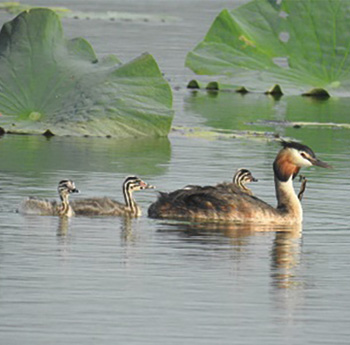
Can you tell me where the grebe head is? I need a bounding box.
[274,141,331,182]
[123,176,155,192]
[58,180,79,201]
[233,168,258,184]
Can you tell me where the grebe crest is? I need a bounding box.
[71,175,155,217]
[148,141,330,224]
[19,179,79,217]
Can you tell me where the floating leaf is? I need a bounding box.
[186,0,350,96]
[0,8,173,137]
[171,126,279,141]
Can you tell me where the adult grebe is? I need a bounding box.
[19,180,79,217]
[148,141,330,224]
[71,176,155,217]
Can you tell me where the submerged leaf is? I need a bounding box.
[186,0,350,96]
[0,8,173,137]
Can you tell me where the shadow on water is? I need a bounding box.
[184,91,350,154]
[0,134,171,175]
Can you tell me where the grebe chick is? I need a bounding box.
[71,176,155,217]
[19,180,79,217]
[148,141,331,224]
[233,168,258,195]
[182,168,257,195]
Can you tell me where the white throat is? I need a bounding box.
[275,175,303,221]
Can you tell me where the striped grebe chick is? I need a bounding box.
[71,176,155,217]
[233,168,258,195]
[148,141,330,224]
[19,180,79,217]
[181,168,257,195]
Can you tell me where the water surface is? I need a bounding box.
[0,1,350,344]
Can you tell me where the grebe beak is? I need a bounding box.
[309,157,332,169]
[250,176,258,182]
[139,180,156,190]
[71,188,80,193]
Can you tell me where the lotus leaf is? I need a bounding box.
[0,8,173,137]
[186,0,350,96]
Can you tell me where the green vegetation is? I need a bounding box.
[0,8,173,137]
[186,0,350,96]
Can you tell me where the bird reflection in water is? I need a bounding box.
[158,220,302,287]
[270,227,302,289]
[55,216,73,260]
[56,216,70,237]
[120,216,135,244]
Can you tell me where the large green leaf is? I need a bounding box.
[0,8,173,137]
[186,0,350,96]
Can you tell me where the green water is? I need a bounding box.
[184,91,350,154]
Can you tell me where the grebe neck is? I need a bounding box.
[274,175,302,220]
[240,184,250,193]
[123,186,139,216]
[273,150,303,221]
[59,194,71,216]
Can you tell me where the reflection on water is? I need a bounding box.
[185,91,350,154]
[120,216,135,244]
[158,221,302,290]
[0,135,171,176]
[158,220,302,236]
[270,230,302,289]
[56,217,70,237]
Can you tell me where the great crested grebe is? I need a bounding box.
[182,168,257,195]
[19,180,79,217]
[148,141,330,224]
[232,168,258,195]
[71,176,155,217]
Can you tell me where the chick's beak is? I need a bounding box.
[139,180,156,190]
